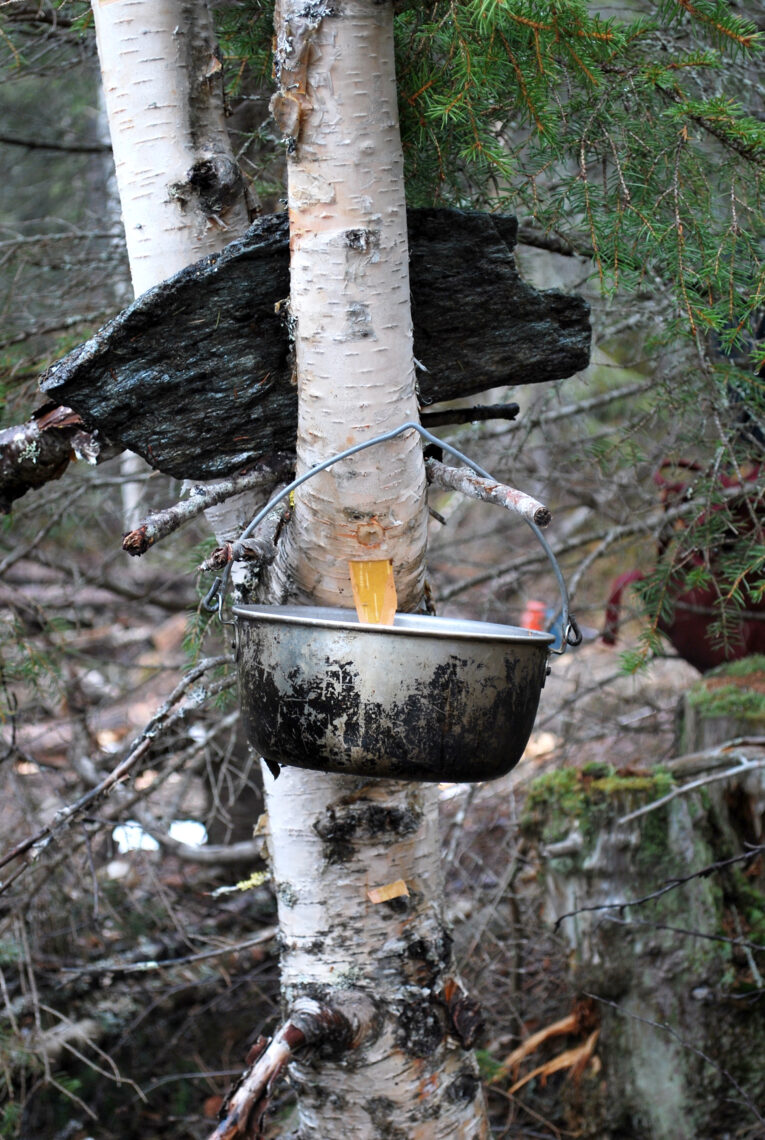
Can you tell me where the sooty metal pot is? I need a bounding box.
[234,605,555,783]
[205,421,581,784]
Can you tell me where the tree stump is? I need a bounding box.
[523,742,765,1139]
[676,655,765,753]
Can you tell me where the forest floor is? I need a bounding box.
[1,556,702,1139]
[2,447,753,1139]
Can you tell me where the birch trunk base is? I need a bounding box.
[264,764,489,1139]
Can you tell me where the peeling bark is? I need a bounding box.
[38,209,591,482]
[211,994,379,1140]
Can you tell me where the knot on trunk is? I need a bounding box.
[169,156,245,220]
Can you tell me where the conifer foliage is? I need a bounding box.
[216,0,764,663]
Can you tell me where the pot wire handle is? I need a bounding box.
[204,420,581,653]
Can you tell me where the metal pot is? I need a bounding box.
[205,421,581,783]
[234,605,554,782]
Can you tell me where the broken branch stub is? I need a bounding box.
[426,456,552,528]
[120,455,293,556]
[210,994,378,1140]
[0,405,108,513]
[39,209,590,481]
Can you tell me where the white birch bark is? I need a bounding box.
[265,767,489,1138]
[92,0,251,296]
[91,0,254,541]
[265,0,427,611]
[260,2,490,1135]
[93,2,489,1133]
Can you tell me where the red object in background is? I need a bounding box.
[602,460,765,672]
[521,600,548,631]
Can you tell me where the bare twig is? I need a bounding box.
[420,403,520,428]
[554,845,765,929]
[0,231,121,251]
[0,485,88,575]
[122,456,294,555]
[0,311,113,350]
[601,913,765,955]
[517,223,594,259]
[0,133,110,153]
[584,991,765,1127]
[426,458,551,528]
[0,657,233,882]
[618,744,765,825]
[437,481,751,603]
[57,928,278,977]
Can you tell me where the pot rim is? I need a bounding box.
[232,603,555,647]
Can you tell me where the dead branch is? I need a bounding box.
[0,405,110,514]
[0,133,111,154]
[420,402,520,428]
[0,656,234,883]
[2,704,246,913]
[517,223,594,260]
[435,483,740,604]
[0,484,88,575]
[210,994,378,1140]
[56,928,278,977]
[132,805,264,865]
[122,456,294,555]
[211,1025,303,1140]
[0,310,114,350]
[64,717,266,868]
[554,844,765,929]
[199,499,289,572]
[584,992,765,1128]
[601,913,765,955]
[199,537,277,573]
[426,457,551,528]
[618,740,765,824]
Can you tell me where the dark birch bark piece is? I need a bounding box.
[39,208,590,482]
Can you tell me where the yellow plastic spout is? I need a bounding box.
[348,559,397,625]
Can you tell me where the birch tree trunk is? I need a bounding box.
[93,1,489,1132]
[92,0,254,537]
[259,2,490,1135]
[92,0,250,295]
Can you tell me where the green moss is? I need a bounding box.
[474,1049,504,1081]
[707,654,765,679]
[1,1101,21,1140]
[686,657,765,720]
[523,765,674,851]
[687,683,765,720]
